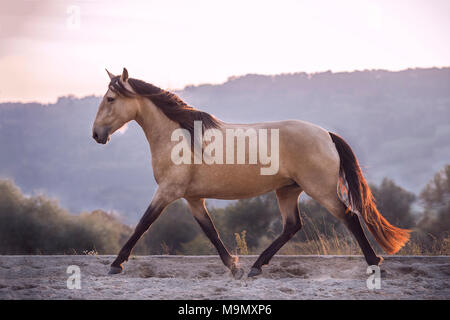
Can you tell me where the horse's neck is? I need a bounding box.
[135,98,178,156]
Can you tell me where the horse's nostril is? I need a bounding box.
[93,131,98,140]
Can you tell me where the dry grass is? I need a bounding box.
[397,235,450,255]
[238,217,450,256]
[234,230,249,255]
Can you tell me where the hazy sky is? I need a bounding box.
[1,0,449,103]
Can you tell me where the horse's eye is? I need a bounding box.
[106,97,115,103]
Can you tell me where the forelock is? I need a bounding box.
[108,76,135,97]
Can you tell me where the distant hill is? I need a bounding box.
[1,68,449,223]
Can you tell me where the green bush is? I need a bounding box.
[0,179,132,254]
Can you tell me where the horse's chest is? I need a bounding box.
[151,157,190,186]
[151,158,167,185]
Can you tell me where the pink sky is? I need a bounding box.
[1,0,449,103]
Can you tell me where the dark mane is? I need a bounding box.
[109,76,221,137]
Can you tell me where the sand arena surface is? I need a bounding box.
[0,255,448,300]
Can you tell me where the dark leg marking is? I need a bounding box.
[110,202,166,273]
[249,185,303,277]
[250,216,302,276]
[344,209,383,266]
[189,200,243,278]
[194,216,235,267]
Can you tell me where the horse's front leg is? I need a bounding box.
[186,198,244,279]
[109,188,177,274]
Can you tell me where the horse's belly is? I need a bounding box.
[185,164,293,200]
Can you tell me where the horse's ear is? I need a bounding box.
[106,69,115,80]
[120,68,129,82]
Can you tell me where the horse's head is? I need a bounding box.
[92,68,139,144]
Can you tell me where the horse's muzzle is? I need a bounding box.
[92,126,110,144]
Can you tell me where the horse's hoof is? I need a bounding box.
[108,265,123,275]
[368,256,384,266]
[248,267,262,278]
[231,267,244,280]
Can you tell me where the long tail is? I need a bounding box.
[329,132,410,254]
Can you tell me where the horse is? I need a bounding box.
[92,68,410,278]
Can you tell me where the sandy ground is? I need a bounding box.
[0,255,448,300]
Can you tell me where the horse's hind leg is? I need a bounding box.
[248,184,303,277]
[345,209,383,266]
[314,192,382,266]
[186,198,244,279]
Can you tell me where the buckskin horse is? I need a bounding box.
[92,68,410,278]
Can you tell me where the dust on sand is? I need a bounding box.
[0,255,448,299]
